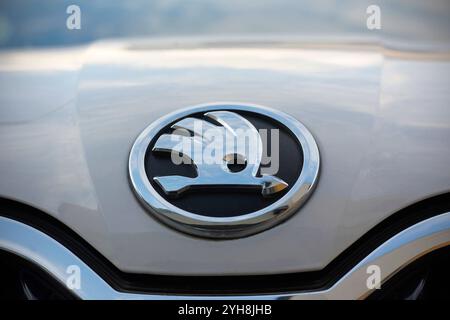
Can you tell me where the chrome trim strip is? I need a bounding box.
[0,213,449,300]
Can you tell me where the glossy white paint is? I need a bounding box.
[0,39,449,275]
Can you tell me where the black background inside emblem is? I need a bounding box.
[144,111,303,217]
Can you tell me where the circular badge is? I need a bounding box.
[129,103,319,239]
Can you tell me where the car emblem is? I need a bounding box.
[129,103,320,239]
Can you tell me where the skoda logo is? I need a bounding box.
[129,103,320,239]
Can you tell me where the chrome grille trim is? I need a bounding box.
[0,213,449,300]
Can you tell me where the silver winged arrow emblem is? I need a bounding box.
[152,111,288,197]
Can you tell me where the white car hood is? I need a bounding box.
[0,38,449,275]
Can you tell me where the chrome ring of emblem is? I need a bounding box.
[129,103,320,239]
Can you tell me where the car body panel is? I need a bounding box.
[0,39,449,275]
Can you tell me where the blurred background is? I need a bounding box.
[0,0,449,49]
